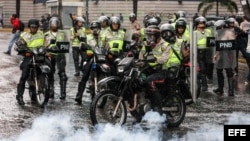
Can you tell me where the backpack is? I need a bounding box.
[19,20,25,31]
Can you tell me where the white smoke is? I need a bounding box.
[169,112,250,141]
[13,111,164,141]
[1,112,250,141]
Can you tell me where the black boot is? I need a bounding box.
[74,62,80,76]
[213,69,224,95]
[149,90,162,114]
[60,80,67,100]
[201,74,208,91]
[16,83,25,105]
[75,81,86,104]
[59,72,67,100]
[49,79,54,99]
[228,77,234,96]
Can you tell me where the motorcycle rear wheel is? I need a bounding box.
[163,93,186,127]
[90,90,127,127]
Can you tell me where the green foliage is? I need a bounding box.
[197,0,238,16]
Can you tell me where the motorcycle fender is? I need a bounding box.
[97,76,122,88]
[39,65,51,73]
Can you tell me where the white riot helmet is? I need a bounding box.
[75,16,85,23]
[49,17,60,28]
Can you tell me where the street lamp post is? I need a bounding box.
[85,0,89,28]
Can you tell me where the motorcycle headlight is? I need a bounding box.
[97,54,106,62]
[38,48,45,54]
[117,65,125,73]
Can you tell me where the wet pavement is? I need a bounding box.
[1,31,250,141]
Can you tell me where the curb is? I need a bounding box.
[0,28,12,32]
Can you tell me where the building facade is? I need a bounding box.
[0,0,243,29]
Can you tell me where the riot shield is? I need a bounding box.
[215,28,236,69]
[190,21,198,103]
[206,28,216,80]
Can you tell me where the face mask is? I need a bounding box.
[146,34,157,48]
[92,28,100,35]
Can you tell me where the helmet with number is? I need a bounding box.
[214,20,226,30]
[109,16,121,31]
[195,16,207,28]
[175,19,187,33]
[129,13,136,21]
[175,11,186,20]
[147,17,160,27]
[75,16,85,23]
[28,18,39,28]
[145,25,161,46]
[160,23,176,43]
[49,16,60,28]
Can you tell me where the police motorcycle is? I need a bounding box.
[80,42,113,99]
[16,38,69,108]
[90,46,187,127]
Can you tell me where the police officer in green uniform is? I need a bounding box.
[175,19,190,44]
[102,16,125,75]
[15,19,47,105]
[139,15,152,42]
[194,16,213,91]
[44,16,69,100]
[138,24,181,114]
[75,21,102,104]
[70,16,87,76]
[98,15,110,37]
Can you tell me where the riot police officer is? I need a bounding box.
[138,24,180,113]
[213,20,236,96]
[15,19,47,105]
[175,19,190,43]
[129,13,141,36]
[98,15,110,37]
[44,16,69,100]
[75,21,102,104]
[194,16,213,91]
[70,16,87,76]
[102,16,125,75]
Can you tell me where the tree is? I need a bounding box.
[197,0,238,17]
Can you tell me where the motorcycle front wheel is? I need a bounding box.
[35,73,50,108]
[90,90,127,127]
[163,93,186,127]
